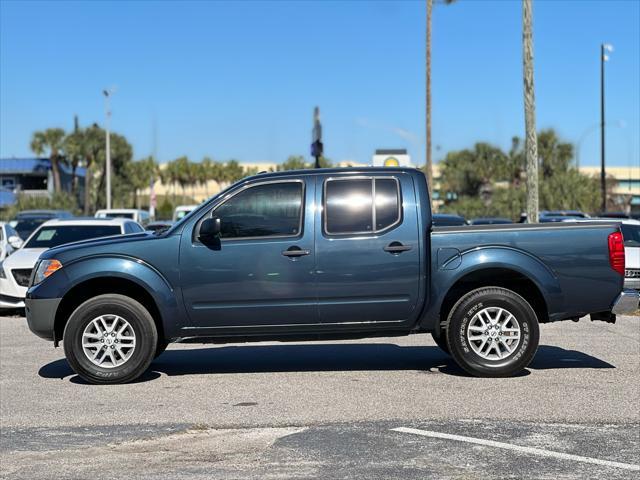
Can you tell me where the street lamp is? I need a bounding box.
[103,88,115,209]
[600,43,613,212]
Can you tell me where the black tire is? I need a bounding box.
[431,330,450,355]
[63,294,158,385]
[154,340,169,359]
[446,287,539,377]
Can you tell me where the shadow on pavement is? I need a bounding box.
[38,343,614,384]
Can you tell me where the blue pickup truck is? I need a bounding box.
[24,168,638,384]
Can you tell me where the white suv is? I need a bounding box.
[0,218,143,309]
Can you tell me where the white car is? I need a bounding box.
[0,218,143,309]
[95,209,150,226]
[173,204,198,222]
[0,222,23,261]
[563,217,640,291]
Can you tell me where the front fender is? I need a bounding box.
[421,246,563,330]
[28,254,183,338]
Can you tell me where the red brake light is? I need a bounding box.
[608,231,625,276]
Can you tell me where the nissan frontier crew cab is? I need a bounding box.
[24,168,639,384]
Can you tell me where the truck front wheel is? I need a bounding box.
[63,294,158,384]
[446,287,539,377]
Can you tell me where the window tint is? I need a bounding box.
[325,179,373,234]
[24,226,122,249]
[375,178,400,230]
[212,182,303,239]
[325,177,400,235]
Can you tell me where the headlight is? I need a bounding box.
[0,261,5,279]
[33,259,63,285]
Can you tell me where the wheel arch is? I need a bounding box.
[46,256,182,345]
[54,277,165,346]
[424,246,563,335]
[438,267,549,333]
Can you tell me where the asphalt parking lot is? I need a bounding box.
[1,312,639,479]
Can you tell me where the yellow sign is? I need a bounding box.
[384,157,400,167]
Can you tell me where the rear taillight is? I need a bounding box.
[608,231,625,275]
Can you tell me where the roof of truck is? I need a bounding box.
[252,166,423,179]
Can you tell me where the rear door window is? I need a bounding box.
[324,177,401,235]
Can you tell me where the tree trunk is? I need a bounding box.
[522,0,539,223]
[71,161,78,195]
[50,156,62,193]
[83,164,92,215]
[426,0,433,204]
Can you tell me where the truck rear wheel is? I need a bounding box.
[446,287,539,377]
[63,294,158,384]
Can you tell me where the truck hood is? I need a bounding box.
[40,232,155,260]
[2,247,48,269]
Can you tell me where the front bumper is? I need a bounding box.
[0,294,25,309]
[611,289,640,315]
[25,297,61,341]
[0,276,28,309]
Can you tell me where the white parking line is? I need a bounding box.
[392,427,640,472]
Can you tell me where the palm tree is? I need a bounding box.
[128,156,157,208]
[172,156,190,202]
[522,0,539,223]
[30,128,66,193]
[200,157,214,197]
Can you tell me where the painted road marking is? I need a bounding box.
[392,427,640,472]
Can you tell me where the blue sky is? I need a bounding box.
[1,0,638,168]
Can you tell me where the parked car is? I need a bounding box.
[598,212,631,219]
[95,209,150,226]
[0,218,137,309]
[0,221,23,261]
[24,167,637,384]
[470,218,513,225]
[563,218,640,291]
[12,210,74,240]
[173,204,199,222]
[432,213,467,226]
[519,210,589,223]
[146,220,174,233]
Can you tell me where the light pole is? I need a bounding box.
[103,88,115,209]
[600,43,613,213]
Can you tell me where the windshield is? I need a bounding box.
[25,225,121,249]
[100,212,135,219]
[14,219,48,240]
[621,224,640,247]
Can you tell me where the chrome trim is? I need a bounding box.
[611,289,640,315]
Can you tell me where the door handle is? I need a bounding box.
[282,246,311,258]
[383,242,412,254]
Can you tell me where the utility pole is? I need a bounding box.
[103,88,114,209]
[600,43,613,213]
[426,0,433,195]
[522,0,539,223]
[311,107,323,168]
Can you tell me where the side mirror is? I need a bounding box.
[199,216,221,241]
[8,235,23,249]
